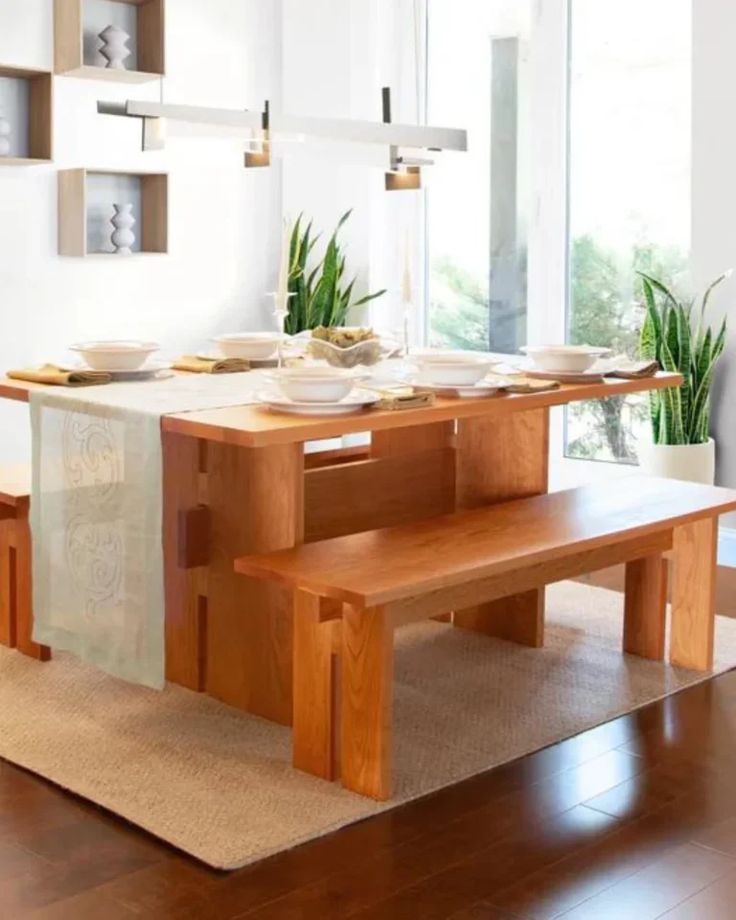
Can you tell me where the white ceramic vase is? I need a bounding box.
[110,203,136,256]
[0,113,10,157]
[638,437,716,486]
[98,24,131,71]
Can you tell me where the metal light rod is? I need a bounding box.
[97,99,468,153]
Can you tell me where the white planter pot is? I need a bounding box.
[638,437,716,485]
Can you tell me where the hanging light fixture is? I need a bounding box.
[96,90,467,186]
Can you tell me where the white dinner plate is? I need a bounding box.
[73,359,173,380]
[256,388,380,416]
[410,377,512,399]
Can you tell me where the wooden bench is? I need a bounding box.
[0,466,50,662]
[236,476,736,800]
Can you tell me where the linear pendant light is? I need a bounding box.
[97,88,467,189]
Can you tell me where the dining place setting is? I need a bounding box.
[4,331,661,420]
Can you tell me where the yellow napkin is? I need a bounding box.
[172,355,250,374]
[7,364,112,387]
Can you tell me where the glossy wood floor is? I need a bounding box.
[1,573,736,919]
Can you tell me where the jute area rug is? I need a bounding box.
[0,581,734,870]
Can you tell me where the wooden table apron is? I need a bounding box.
[0,373,682,726]
[163,409,550,725]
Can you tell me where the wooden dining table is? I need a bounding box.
[0,371,681,726]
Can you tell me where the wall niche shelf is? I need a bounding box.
[0,65,53,166]
[58,168,168,257]
[54,0,165,84]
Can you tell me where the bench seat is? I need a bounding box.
[236,476,736,799]
[0,465,49,661]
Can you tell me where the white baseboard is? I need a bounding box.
[719,527,736,568]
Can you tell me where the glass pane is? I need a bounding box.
[427,0,531,353]
[566,0,691,463]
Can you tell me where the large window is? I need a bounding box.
[427,0,531,354]
[426,0,692,472]
[565,0,691,463]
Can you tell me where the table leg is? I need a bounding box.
[453,408,550,647]
[163,432,207,691]
[670,518,717,671]
[341,604,393,801]
[0,521,14,648]
[371,423,455,623]
[12,509,50,661]
[206,440,304,725]
[623,554,667,660]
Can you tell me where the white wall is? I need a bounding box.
[0,0,282,461]
[280,0,425,340]
[692,0,736,507]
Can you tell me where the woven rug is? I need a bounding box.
[0,581,734,870]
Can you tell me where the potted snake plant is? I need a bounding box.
[638,270,729,484]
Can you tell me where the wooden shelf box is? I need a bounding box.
[54,0,165,83]
[58,168,168,257]
[0,66,53,166]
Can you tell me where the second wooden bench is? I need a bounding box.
[236,476,736,800]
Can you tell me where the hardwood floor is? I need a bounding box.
[1,581,736,917]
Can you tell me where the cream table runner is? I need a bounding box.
[29,372,268,689]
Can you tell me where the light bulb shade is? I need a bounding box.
[385,166,422,192]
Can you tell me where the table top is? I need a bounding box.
[0,372,682,448]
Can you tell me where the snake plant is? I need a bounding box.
[284,210,386,334]
[639,271,729,445]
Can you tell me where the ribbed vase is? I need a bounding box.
[98,24,131,71]
[110,203,136,256]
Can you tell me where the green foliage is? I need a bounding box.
[285,211,386,334]
[566,237,687,462]
[429,258,490,351]
[638,271,729,446]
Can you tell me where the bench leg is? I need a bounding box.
[0,521,16,648]
[341,604,393,801]
[293,590,339,781]
[623,554,667,660]
[12,514,50,662]
[670,518,718,671]
[453,589,544,648]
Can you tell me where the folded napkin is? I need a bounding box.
[502,376,561,394]
[606,359,659,380]
[172,355,250,374]
[371,386,435,410]
[7,364,112,387]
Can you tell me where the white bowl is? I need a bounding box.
[213,333,281,361]
[267,367,360,403]
[413,354,495,386]
[69,340,160,371]
[268,367,361,403]
[520,345,611,373]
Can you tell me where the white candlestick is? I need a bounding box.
[268,291,296,369]
[276,217,292,314]
[402,231,412,356]
[402,232,413,306]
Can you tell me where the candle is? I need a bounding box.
[276,217,291,312]
[401,231,412,356]
[402,231,413,305]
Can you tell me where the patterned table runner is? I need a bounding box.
[29,373,267,688]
